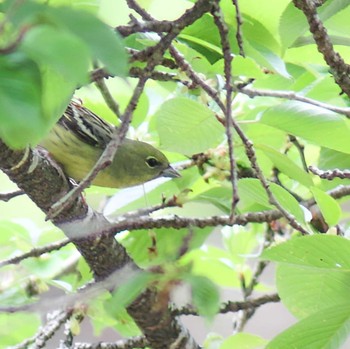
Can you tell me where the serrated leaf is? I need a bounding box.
[260,101,350,154]
[156,97,223,155]
[262,235,350,318]
[276,263,350,319]
[256,144,313,187]
[267,304,350,349]
[310,187,341,226]
[262,235,350,269]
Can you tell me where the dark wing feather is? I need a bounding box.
[59,101,114,148]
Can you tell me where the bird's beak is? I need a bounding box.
[161,165,181,178]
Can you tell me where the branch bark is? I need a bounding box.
[293,0,350,96]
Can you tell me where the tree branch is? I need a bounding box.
[73,336,148,349]
[239,86,350,117]
[0,189,24,201]
[293,0,350,96]
[212,2,239,221]
[0,238,71,268]
[172,293,280,316]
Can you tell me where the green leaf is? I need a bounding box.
[120,226,211,268]
[319,148,350,170]
[262,235,350,269]
[53,6,128,76]
[38,66,76,135]
[180,13,222,64]
[244,41,290,78]
[237,178,272,212]
[222,225,261,265]
[231,56,265,79]
[186,274,220,319]
[0,312,40,347]
[260,101,350,154]
[106,272,155,310]
[90,292,140,337]
[270,183,306,225]
[221,333,267,349]
[5,0,128,76]
[256,144,313,187]
[19,25,90,132]
[156,97,223,155]
[193,187,232,214]
[279,1,350,50]
[237,178,305,225]
[21,25,90,84]
[179,33,222,55]
[310,187,341,226]
[279,3,309,50]
[181,247,242,287]
[267,304,350,349]
[0,54,43,148]
[262,235,350,318]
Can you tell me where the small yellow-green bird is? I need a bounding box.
[40,101,180,188]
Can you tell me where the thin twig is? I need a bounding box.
[233,126,310,235]
[169,46,225,110]
[0,189,24,201]
[105,210,283,237]
[289,135,309,172]
[235,262,269,332]
[9,310,73,349]
[72,336,148,349]
[172,293,280,316]
[212,2,239,222]
[0,238,71,268]
[93,63,122,120]
[309,166,350,180]
[239,86,350,117]
[232,0,245,56]
[118,196,181,219]
[0,26,29,54]
[234,226,274,332]
[90,67,182,84]
[128,48,177,68]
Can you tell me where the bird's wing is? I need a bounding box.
[59,101,114,148]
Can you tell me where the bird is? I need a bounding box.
[40,100,180,188]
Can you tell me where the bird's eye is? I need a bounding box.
[146,156,160,168]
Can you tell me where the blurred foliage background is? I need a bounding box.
[2,0,350,348]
